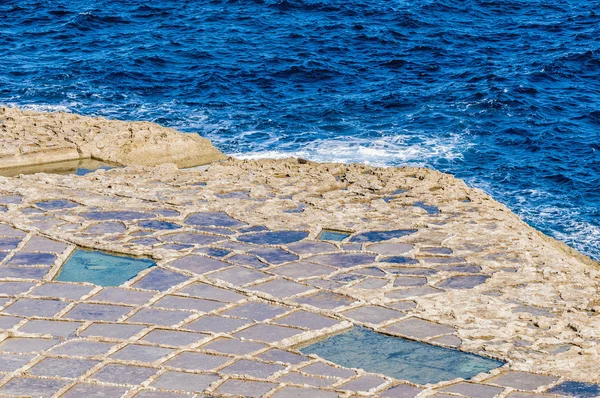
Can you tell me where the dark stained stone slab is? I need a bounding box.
[394,276,428,287]
[185,211,245,228]
[30,282,93,300]
[63,383,129,397]
[342,305,404,324]
[0,224,26,237]
[271,261,336,279]
[127,308,191,327]
[0,353,34,372]
[227,253,268,269]
[379,256,420,265]
[221,301,288,321]
[250,247,299,265]
[221,359,285,378]
[367,242,414,255]
[0,267,49,279]
[164,352,229,371]
[36,199,79,210]
[141,330,209,347]
[439,382,505,398]
[153,295,225,312]
[129,237,161,246]
[65,303,132,322]
[81,211,155,221]
[258,349,307,365]
[286,241,338,255]
[0,237,22,251]
[215,379,277,397]
[151,371,220,393]
[201,338,266,355]
[168,255,230,275]
[29,357,99,378]
[354,267,388,276]
[7,252,56,265]
[50,339,114,356]
[19,320,82,338]
[350,229,418,243]
[234,324,304,343]
[249,278,312,298]
[81,323,145,340]
[0,315,24,330]
[486,371,559,391]
[4,298,68,317]
[91,364,158,385]
[386,318,455,339]
[85,221,126,234]
[162,232,224,245]
[0,377,67,398]
[307,253,376,268]
[111,344,174,363]
[133,268,189,291]
[238,230,308,245]
[177,282,246,303]
[436,275,489,289]
[0,337,60,353]
[352,277,389,289]
[92,287,155,305]
[275,310,340,330]
[438,264,482,273]
[0,281,35,295]
[387,301,418,311]
[421,247,453,255]
[207,266,269,286]
[293,291,355,310]
[186,315,250,334]
[194,247,231,258]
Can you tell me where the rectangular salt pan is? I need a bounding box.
[300,327,503,384]
[55,249,155,287]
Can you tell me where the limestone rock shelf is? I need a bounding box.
[0,108,598,397]
[0,106,225,170]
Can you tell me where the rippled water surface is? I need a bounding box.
[1,0,599,258]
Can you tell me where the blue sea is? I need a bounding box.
[1,1,599,259]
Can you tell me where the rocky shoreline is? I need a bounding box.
[0,107,598,397]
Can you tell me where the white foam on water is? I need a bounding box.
[231,133,472,167]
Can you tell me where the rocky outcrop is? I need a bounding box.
[0,106,226,169]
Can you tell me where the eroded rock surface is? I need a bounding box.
[0,107,225,169]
